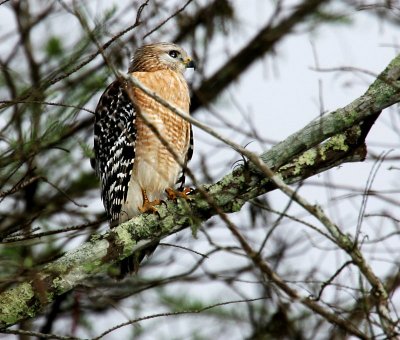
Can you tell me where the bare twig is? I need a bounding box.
[2,219,104,243]
[0,175,41,199]
[0,100,95,114]
[142,0,195,39]
[1,328,80,340]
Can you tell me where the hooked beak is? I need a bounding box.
[184,58,196,70]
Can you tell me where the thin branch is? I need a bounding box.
[0,175,41,199]
[0,100,95,114]
[2,219,104,243]
[142,0,195,40]
[92,297,268,340]
[1,329,80,340]
[42,178,87,208]
[312,260,355,301]
[159,242,208,258]
[355,150,392,243]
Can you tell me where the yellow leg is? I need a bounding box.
[138,189,162,214]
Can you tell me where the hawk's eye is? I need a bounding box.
[168,50,179,58]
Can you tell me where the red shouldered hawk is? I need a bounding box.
[93,42,195,276]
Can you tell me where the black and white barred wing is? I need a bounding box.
[94,81,136,223]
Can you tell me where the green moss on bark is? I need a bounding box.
[0,282,36,326]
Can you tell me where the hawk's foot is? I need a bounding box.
[165,187,194,201]
[139,189,163,214]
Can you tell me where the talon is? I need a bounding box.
[165,187,177,201]
[138,189,162,214]
[165,187,194,201]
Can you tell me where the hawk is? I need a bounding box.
[93,42,195,276]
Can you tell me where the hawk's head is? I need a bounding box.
[129,42,196,73]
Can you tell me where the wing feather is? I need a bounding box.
[94,81,136,223]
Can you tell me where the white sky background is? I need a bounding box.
[0,0,399,339]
